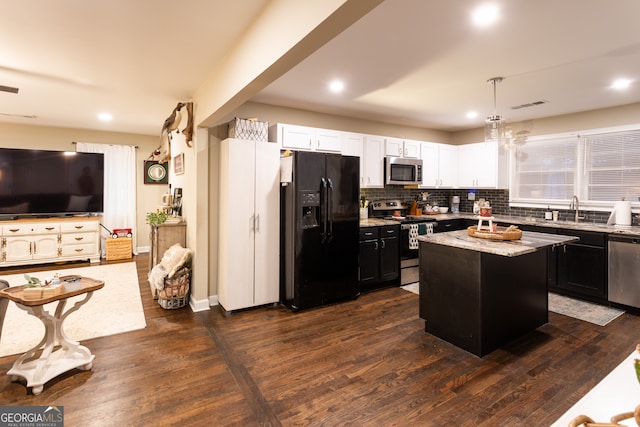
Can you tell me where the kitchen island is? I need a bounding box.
[418,230,578,357]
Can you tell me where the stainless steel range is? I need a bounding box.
[370,200,437,285]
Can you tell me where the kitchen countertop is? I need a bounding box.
[359,218,401,227]
[359,212,640,237]
[418,229,579,257]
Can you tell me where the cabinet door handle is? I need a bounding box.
[75,237,84,241]
[381,240,386,249]
[74,225,84,229]
[255,214,260,232]
[374,241,379,250]
[46,227,55,231]
[9,228,19,233]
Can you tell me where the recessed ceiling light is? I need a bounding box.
[472,3,500,28]
[466,111,479,119]
[97,112,113,122]
[329,80,345,93]
[611,78,632,90]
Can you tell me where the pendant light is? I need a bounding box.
[484,77,506,144]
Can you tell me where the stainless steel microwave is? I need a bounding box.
[385,157,422,185]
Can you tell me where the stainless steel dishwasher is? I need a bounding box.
[608,234,640,308]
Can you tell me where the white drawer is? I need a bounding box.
[2,223,60,235]
[60,221,99,233]
[60,243,96,257]
[60,232,97,245]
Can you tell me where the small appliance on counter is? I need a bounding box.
[450,195,460,213]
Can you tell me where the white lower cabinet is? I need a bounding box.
[218,138,280,312]
[1,218,100,266]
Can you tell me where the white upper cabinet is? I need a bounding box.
[438,144,458,188]
[276,123,342,153]
[363,135,384,188]
[315,128,342,152]
[342,132,365,186]
[457,141,498,188]
[403,139,421,158]
[420,142,458,188]
[384,137,420,158]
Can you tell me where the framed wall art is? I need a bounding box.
[173,153,184,175]
[144,160,168,184]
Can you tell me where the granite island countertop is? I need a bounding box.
[418,229,578,257]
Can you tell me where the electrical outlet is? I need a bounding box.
[468,192,475,200]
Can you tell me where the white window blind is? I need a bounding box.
[511,136,578,201]
[584,129,640,202]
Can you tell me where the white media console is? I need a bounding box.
[1,217,100,267]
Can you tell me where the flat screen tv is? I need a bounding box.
[0,148,104,218]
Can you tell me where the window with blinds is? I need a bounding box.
[511,136,578,201]
[510,127,640,207]
[585,129,640,202]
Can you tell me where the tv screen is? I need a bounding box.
[0,148,104,217]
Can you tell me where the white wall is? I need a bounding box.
[0,122,163,250]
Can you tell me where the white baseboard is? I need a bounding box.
[189,294,213,312]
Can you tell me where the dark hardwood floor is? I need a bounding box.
[1,254,638,426]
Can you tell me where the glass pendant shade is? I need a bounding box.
[484,77,506,144]
[484,113,505,142]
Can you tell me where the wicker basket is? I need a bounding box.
[157,266,190,309]
[467,225,522,241]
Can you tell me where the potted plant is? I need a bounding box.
[146,211,169,226]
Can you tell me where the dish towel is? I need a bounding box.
[418,223,434,235]
[409,224,419,250]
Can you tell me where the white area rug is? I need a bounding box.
[401,283,625,327]
[548,292,625,326]
[0,262,146,357]
[401,282,419,295]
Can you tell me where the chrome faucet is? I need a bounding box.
[570,195,585,222]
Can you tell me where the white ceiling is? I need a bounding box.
[0,0,270,136]
[1,0,640,137]
[253,0,640,132]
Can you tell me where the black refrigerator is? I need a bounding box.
[281,151,360,311]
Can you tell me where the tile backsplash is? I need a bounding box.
[360,187,613,224]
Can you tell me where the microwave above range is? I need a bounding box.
[385,157,423,185]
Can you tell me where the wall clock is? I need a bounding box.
[144,160,168,184]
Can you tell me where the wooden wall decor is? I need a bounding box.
[148,101,194,163]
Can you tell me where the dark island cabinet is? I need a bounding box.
[555,229,607,303]
[359,225,400,291]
